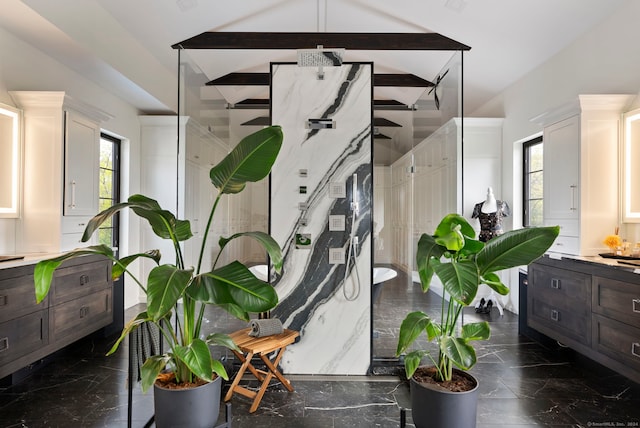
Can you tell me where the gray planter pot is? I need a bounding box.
[153,375,222,428]
[410,368,479,428]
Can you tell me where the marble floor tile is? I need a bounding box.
[2,274,640,427]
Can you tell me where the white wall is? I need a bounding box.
[473,0,640,311]
[0,24,151,308]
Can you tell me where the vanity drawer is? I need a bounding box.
[592,276,640,326]
[529,295,591,345]
[593,314,640,372]
[51,288,112,343]
[529,264,591,306]
[0,310,49,366]
[528,263,592,345]
[0,274,48,323]
[52,259,111,305]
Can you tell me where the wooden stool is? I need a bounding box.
[224,328,299,413]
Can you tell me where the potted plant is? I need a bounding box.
[34,125,284,428]
[396,213,559,428]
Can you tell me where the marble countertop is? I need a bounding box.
[544,252,640,274]
[0,253,62,270]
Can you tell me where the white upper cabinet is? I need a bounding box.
[543,115,580,221]
[533,94,635,256]
[10,91,109,253]
[64,110,100,217]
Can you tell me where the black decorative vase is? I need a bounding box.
[410,368,479,428]
[153,375,222,428]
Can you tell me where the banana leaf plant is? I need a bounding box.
[34,125,284,392]
[396,213,559,382]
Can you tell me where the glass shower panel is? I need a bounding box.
[371,51,463,362]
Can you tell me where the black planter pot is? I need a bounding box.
[410,368,479,428]
[153,375,222,428]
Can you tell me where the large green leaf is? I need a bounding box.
[397,311,432,356]
[186,261,278,319]
[140,354,171,393]
[461,321,490,342]
[476,226,559,274]
[218,231,283,273]
[106,311,153,356]
[210,125,283,194]
[34,245,114,303]
[433,259,479,305]
[173,339,216,383]
[440,336,476,370]
[112,250,161,280]
[481,272,510,296]
[434,214,476,240]
[404,350,428,379]
[206,332,240,353]
[146,265,193,321]
[82,194,192,243]
[415,234,443,292]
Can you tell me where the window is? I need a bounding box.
[523,136,543,227]
[99,133,121,248]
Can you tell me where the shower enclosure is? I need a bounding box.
[169,33,474,372]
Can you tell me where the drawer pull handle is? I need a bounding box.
[633,343,640,358]
[551,309,560,322]
[79,275,89,285]
[633,299,640,313]
[0,337,8,353]
[79,307,90,318]
[551,278,561,289]
[70,180,76,209]
[0,295,6,306]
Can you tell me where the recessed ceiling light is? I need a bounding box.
[176,0,198,12]
[445,0,468,12]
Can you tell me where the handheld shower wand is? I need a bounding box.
[343,173,361,301]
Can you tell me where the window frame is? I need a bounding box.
[523,135,543,227]
[99,133,121,249]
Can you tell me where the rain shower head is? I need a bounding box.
[297,46,345,80]
[297,48,345,67]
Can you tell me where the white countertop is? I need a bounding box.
[0,253,63,270]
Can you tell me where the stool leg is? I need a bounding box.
[224,350,254,402]
[260,346,293,391]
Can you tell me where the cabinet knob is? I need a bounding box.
[79,274,90,285]
[79,306,90,318]
[551,278,561,289]
[632,343,640,359]
[551,309,560,322]
[0,295,6,306]
[633,299,640,314]
[0,337,8,353]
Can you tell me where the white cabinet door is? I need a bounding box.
[543,115,580,221]
[64,111,99,217]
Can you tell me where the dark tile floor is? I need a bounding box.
[2,267,640,427]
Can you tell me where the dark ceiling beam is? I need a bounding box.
[229,98,411,110]
[208,72,433,87]
[241,116,270,126]
[173,32,470,51]
[242,116,401,127]
[374,74,433,87]
[374,117,402,127]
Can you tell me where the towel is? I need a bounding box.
[248,318,284,337]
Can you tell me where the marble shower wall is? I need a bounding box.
[270,63,372,375]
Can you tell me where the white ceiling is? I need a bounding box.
[0,0,629,163]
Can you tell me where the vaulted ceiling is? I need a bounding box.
[0,0,628,163]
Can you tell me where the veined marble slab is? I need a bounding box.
[270,63,373,375]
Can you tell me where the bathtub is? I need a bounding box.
[372,267,397,303]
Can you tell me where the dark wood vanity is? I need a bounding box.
[528,255,640,383]
[0,255,113,380]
